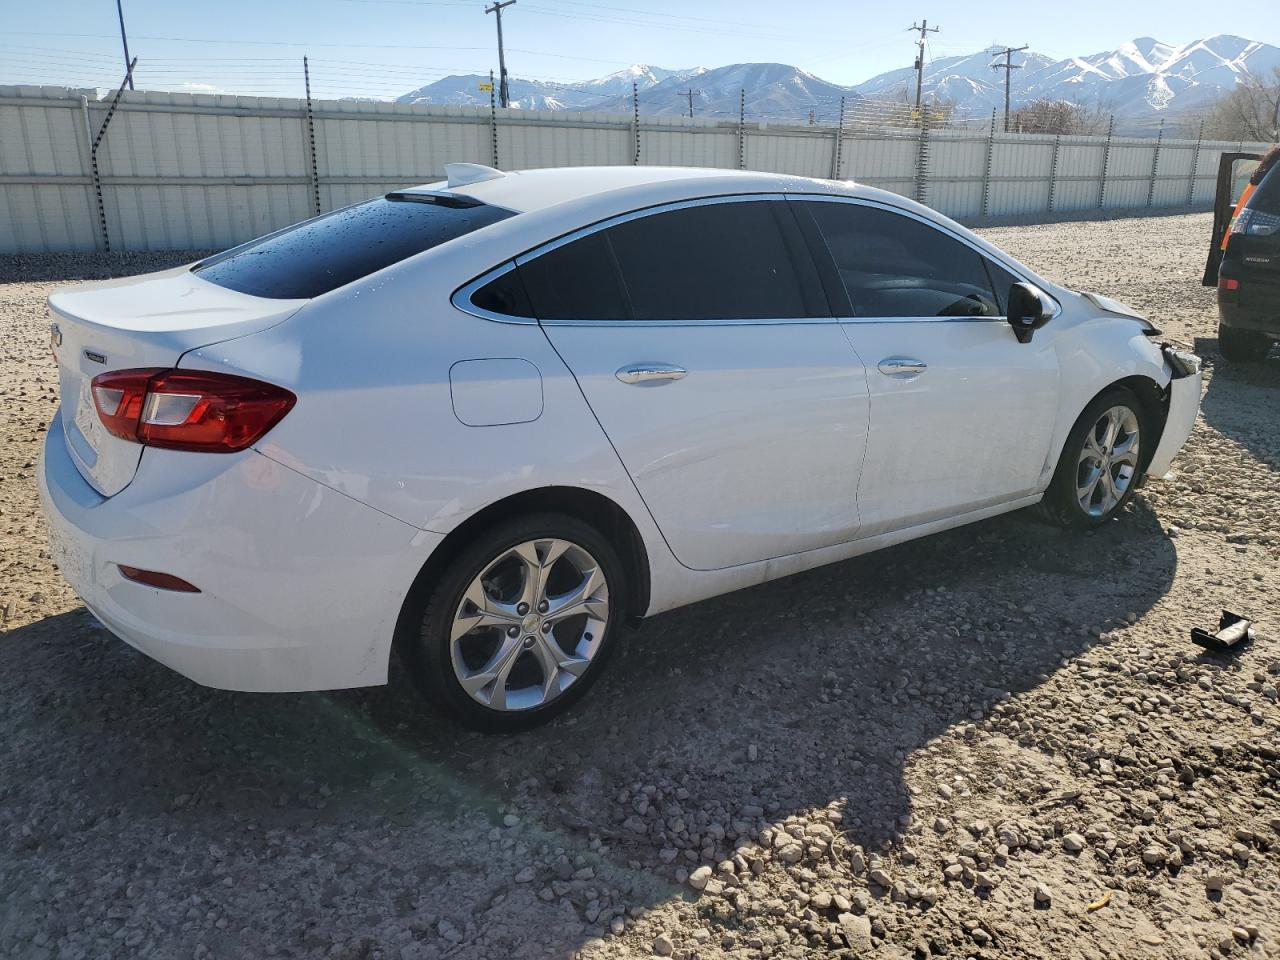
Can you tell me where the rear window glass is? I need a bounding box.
[194,194,515,299]
[1248,162,1280,215]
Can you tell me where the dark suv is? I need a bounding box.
[1205,154,1279,362]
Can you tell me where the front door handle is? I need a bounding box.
[877,357,928,379]
[616,363,688,385]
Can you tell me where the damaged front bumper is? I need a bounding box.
[1146,343,1202,479]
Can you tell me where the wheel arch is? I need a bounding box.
[1055,374,1170,481]
[392,486,652,660]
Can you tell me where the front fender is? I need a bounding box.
[1043,314,1175,487]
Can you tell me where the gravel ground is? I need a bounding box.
[1,213,1277,960]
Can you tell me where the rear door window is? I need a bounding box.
[800,201,1002,318]
[194,194,515,300]
[602,200,825,320]
[517,231,631,321]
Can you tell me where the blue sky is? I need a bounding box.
[3,0,1275,99]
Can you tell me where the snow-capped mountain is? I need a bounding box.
[396,64,703,111]
[394,36,1279,122]
[594,63,858,122]
[577,64,702,98]
[852,48,1056,107]
[855,35,1280,119]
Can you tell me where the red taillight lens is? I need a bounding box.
[90,368,295,453]
[1218,277,1240,291]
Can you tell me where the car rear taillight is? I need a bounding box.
[1231,208,1280,238]
[91,368,295,453]
[1218,277,1240,291]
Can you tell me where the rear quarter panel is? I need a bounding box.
[179,238,677,609]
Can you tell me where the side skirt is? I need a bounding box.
[643,493,1044,617]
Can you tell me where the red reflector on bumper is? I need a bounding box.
[1218,277,1240,290]
[118,565,201,593]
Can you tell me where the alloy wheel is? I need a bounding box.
[450,538,610,712]
[1076,404,1140,517]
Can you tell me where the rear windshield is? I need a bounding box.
[193,194,516,299]
[1248,162,1280,215]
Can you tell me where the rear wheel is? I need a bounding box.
[399,513,623,732]
[1040,388,1146,529]
[1218,323,1272,363]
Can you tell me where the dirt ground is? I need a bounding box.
[0,212,1277,960]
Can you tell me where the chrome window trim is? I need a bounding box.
[452,261,537,325]
[450,190,1061,327]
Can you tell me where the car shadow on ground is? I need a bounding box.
[1,500,1178,957]
[1195,339,1280,472]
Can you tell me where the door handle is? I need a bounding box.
[615,363,688,384]
[877,357,928,379]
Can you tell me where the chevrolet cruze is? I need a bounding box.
[39,164,1201,731]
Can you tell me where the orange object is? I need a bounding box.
[1221,182,1258,251]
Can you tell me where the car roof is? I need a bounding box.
[402,165,831,215]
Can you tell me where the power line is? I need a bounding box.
[679,88,701,118]
[115,0,133,90]
[484,0,516,109]
[906,19,940,113]
[990,44,1029,133]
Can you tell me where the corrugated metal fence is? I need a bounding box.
[0,84,1268,254]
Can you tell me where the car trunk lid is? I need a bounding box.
[49,266,305,497]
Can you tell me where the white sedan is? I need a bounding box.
[39,164,1201,731]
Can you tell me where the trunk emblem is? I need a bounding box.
[50,323,62,348]
[84,350,107,364]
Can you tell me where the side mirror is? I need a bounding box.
[1007,282,1054,343]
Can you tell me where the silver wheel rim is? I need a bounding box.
[1076,405,1140,517]
[450,538,610,712]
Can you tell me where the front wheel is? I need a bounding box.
[1218,323,1272,363]
[1040,388,1147,529]
[398,513,624,732]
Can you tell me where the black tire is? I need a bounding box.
[1217,324,1272,363]
[1039,387,1148,530]
[397,513,625,733]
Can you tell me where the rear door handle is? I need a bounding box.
[877,357,928,379]
[616,363,687,384]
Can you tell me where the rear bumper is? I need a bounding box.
[1145,349,1202,479]
[1218,294,1280,336]
[39,413,439,692]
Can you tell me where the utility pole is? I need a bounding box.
[906,19,939,114]
[116,0,134,90]
[485,0,516,109]
[679,88,700,118]
[990,44,1028,133]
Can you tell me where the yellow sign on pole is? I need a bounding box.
[478,81,494,92]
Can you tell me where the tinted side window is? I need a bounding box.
[194,195,515,300]
[983,259,1021,315]
[518,231,630,321]
[605,200,824,320]
[471,266,534,317]
[803,202,1001,318]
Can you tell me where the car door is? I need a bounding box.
[492,196,871,571]
[791,197,1060,537]
[1202,152,1263,286]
